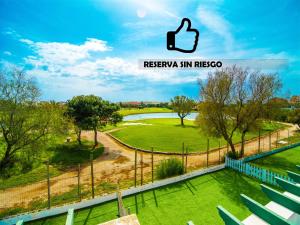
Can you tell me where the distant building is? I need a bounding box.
[120,101,169,108]
[290,96,300,104]
[124,101,140,106]
[144,101,161,105]
[270,97,288,104]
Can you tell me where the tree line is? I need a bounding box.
[0,65,294,172]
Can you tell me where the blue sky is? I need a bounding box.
[0,0,299,101]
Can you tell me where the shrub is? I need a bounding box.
[227,151,240,159]
[156,158,184,179]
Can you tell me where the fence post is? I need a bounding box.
[242,137,245,155]
[218,140,221,164]
[276,131,279,148]
[151,147,154,183]
[182,142,185,169]
[90,152,95,198]
[207,139,209,168]
[258,129,261,153]
[287,129,290,145]
[185,147,188,173]
[78,164,81,201]
[269,132,271,151]
[116,180,121,217]
[140,152,143,186]
[47,161,51,209]
[134,150,137,187]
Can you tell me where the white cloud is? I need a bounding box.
[197,6,234,52]
[21,38,197,85]
[27,68,124,100]
[2,28,21,39]
[19,36,288,92]
[20,38,34,45]
[3,51,12,56]
[262,51,289,59]
[21,38,112,65]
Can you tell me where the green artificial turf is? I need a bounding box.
[251,146,300,175]
[110,118,284,153]
[27,169,270,225]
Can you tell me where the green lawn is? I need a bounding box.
[110,118,284,153]
[0,139,104,190]
[119,107,172,116]
[251,146,300,175]
[27,169,270,225]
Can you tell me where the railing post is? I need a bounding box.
[276,131,279,148]
[207,139,209,168]
[269,132,271,151]
[47,161,51,209]
[134,150,137,187]
[185,147,188,173]
[151,147,154,183]
[90,152,95,198]
[218,140,221,164]
[78,163,81,201]
[140,152,143,186]
[258,129,261,153]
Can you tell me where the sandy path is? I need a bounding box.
[0,124,297,210]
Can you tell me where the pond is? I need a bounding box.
[123,112,198,121]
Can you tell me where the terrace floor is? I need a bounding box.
[27,169,270,225]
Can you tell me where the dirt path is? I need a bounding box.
[0,124,298,210]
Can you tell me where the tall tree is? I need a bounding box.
[197,66,281,157]
[66,95,122,146]
[170,96,195,126]
[0,68,63,171]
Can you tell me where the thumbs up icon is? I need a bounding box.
[167,18,199,53]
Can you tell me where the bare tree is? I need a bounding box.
[197,66,281,157]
